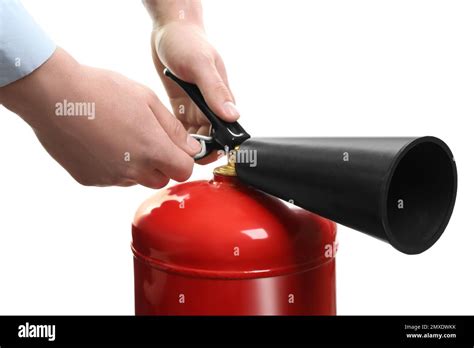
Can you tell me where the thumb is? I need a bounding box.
[191,60,240,122]
[147,91,202,156]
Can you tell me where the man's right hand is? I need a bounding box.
[0,47,201,188]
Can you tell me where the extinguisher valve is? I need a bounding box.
[164,68,251,161]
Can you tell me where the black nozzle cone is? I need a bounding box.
[235,137,457,254]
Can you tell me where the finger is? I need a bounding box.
[214,55,235,101]
[187,125,199,134]
[147,94,202,157]
[116,179,137,187]
[150,125,195,182]
[136,169,170,189]
[190,58,240,122]
[196,124,211,136]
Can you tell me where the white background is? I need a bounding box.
[0,0,473,315]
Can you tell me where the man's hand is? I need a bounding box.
[0,48,201,188]
[144,0,240,142]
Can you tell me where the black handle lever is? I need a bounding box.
[164,68,250,150]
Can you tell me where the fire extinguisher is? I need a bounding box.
[131,69,457,315]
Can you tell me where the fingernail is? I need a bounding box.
[187,135,201,152]
[223,101,240,119]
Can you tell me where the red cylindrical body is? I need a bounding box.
[132,171,337,315]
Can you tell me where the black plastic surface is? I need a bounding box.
[236,137,457,254]
[164,68,250,149]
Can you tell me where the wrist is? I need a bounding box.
[143,0,204,30]
[0,47,81,130]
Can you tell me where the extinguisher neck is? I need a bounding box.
[213,146,239,177]
[212,172,239,185]
[212,161,239,184]
[213,163,236,177]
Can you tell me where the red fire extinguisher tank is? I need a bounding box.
[132,166,337,315]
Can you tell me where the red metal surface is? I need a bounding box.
[132,172,337,315]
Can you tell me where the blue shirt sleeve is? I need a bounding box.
[0,0,56,87]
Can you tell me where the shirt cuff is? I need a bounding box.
[0,0,56,87]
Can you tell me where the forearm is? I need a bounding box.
[0,48,80,131]
[142,0,203,28]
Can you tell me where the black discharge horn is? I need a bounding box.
[164,67,458,255]
[235,137,457,254]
